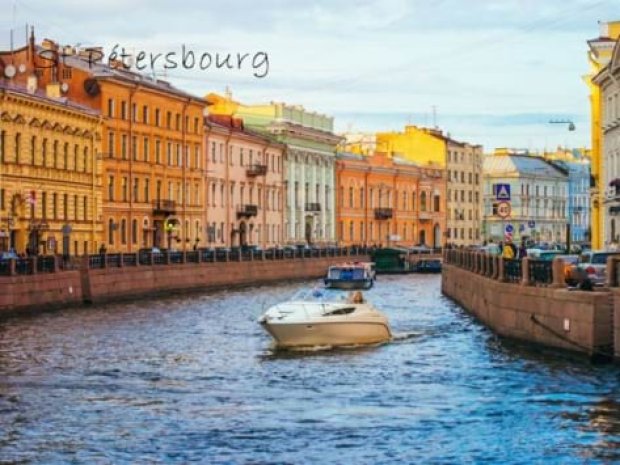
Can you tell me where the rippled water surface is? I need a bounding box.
[2,275,620,464]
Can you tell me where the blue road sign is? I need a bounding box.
[528,220,535,228]
[505,224,514,233]
[519,224,525,232]
[493,183,511,201]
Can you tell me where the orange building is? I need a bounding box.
[3,34,207,252]
[335,152,446,248]
[204,115,285,248]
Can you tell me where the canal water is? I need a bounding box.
[1,275,620,464]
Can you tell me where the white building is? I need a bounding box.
[482,154,569,244]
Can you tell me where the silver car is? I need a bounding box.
[571,251,620,286]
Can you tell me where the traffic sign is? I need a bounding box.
[505,224,514,233]
[494,183,511,201]
[528,220,535,228]
[497,201,511,218]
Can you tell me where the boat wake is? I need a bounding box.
[390,331,422,343]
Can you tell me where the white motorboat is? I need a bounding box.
[324,262,376,290]
[258,289,392,349]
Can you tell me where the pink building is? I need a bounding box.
[205,115,285,248]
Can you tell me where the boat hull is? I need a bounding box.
[261,320,391,348]
[324,279,373,290]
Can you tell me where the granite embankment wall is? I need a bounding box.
[441,250,615,358]
[0,252,369,315]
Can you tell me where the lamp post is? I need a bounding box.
[549,119,576,252]
[164,221,175,250]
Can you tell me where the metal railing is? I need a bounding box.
[529,260,553,286]
[503,259,522,283]
[37,256,56,273]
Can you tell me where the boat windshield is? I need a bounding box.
[328,267,367,280]
[290,287,352,303]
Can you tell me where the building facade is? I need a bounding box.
[4,36,207,253]
[544,149,591,243]
[446,141,483,246]
[335,151,446,248]
[585,21,620,249]
[207,93,341,245]
[373,124,483,246]
[0,81,103,256]
[204,115,285,248]
[482,153,569,244]
[593,39,620,246]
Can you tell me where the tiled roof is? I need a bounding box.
[0,80,100,116]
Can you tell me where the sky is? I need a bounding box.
[0,0,618,151]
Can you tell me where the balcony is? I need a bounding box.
[246,164,268,177]
[418,211,432,221]
[237,204,258,218]
[153,199,176,215]
[305,203,321,213]
[374,208,393,220]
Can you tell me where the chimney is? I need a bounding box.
[46,83,61,98]
[26,75,37,94]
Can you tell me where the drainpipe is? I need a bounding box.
[128,84,138,253]
[181,98,190,252]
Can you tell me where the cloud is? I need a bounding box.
[0,0,616,150]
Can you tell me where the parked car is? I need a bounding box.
[568,251,620,287]
[0,250,18,260]
[527,249,564,261]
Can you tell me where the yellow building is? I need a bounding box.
[585,20,620,249]
[0,81,103,256]
[376,125,446,167]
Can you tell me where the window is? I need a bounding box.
[63,193,68,220]
[121,135,128,160]
[121,101,127,120]
[122,177,128,202]
[143,137,149,163]
[155,140,161,163]
[131,103,137,122]
[211,141,216,162]
[142,105,149,124]
[30,135,36,165]
[133,178,139,202]
[40,192,46,218]
[42,138,47,166]
[167,142,172,165]
[166,111,172,128]
[53,140,59,168]
[83,196,88,220]
[349,187,354,207]
[83,147,90,173]
[132,219,138,244]
[175,113,181,130]
[155,109,161,127]
[121,218,127,244]
[132,136,137,161]
[14,133,21,163]
[52,193,58,219]
[63,142,69,169]
[434,195,440,212]
[420,192,427,212]
[194,117,199,134]
[144,178,150,202]
[108,218,114,245]
[108,176,114,201]
[108,132,115,158]
[107,98,115,118]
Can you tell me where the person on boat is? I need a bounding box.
[348,291,364,304]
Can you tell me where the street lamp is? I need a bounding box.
[548,119,576,252]
[164,221,176,250]
[549,119,576,131]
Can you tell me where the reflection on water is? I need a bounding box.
[1,274,620,464]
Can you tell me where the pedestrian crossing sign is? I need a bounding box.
[493,183,511,201]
